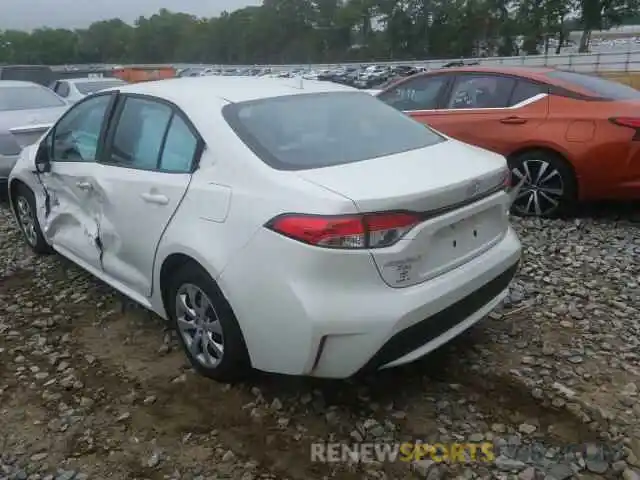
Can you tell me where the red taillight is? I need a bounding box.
[266,212,422,249]
[609,117,640,130]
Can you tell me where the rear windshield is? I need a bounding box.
[222,91,445,170]
[76,80,126,94]
[546,70,640,100]
[0,85,66,111]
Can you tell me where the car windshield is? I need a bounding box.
[223,91,445,170]
[76,80,125,94]
[546,70,640,100]
[0,85,66,111]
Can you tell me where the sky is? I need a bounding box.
[0,0,261,31]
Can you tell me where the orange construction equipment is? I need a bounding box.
[112,66,176,83]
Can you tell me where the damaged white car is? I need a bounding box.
[8,76,521,382]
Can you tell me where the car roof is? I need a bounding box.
[0,80,42,88]
[108,76,358,106]
[428,65,555,79]
[402,66,602,96]
[64,77,125,83]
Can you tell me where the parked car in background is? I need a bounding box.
[0,80,68,191]
[391,65,420,77]
[50,77,128,103]
[177,67,208,77]
[8,76,520,381]
[353,65,392,89]
[377,66,640,217]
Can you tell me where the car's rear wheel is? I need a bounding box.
[508,150,577,217]
[166,263,251,382]
[12,184,53,254]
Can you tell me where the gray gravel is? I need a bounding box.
[1,202,640,479]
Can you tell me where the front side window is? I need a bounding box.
[0,85,66,111]
[51,94,112,162]
[223,91,445,171]
[378,75,447,111]
[108,97,172,170]
[447,75,516,109]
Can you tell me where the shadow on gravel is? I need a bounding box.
[570,200,640,221]
[224,326,597,445]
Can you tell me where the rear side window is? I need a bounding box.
[546,70,640,100]
[509,80,548,106]
[109,97,173,170]
[223,91,445,171]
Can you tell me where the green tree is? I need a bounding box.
[0,0,635,66]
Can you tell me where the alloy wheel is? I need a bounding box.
[511,159,565,216]
[16,196,38,247]
[175,283,225,368]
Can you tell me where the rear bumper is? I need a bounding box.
[220,225,521,378]
[360,261,517,372]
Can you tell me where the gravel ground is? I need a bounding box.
[1,202,640,480]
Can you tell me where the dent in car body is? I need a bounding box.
[40,174,104,267]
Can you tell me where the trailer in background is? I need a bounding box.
[111,66,176,83]
[0,65,55,86]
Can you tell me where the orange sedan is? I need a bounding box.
[376,66,640,216]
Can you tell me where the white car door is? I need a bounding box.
[94,95,202,297]
[39,93,117,272]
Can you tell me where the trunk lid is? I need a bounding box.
[298,139,508,213]
[0,106,66,148]
[298,139,512,288]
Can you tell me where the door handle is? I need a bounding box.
[75,181,93,190]
[500,116,527,125]
[141,192,169,205]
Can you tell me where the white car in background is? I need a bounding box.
[0,80,69,190]
[8,76,521,382]
[50,77,128,104]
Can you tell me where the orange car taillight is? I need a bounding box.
[609,117,640,140]
[265,212,422,249]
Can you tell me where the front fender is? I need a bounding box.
[7,145,43,217]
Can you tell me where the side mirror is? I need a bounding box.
[35,141,51,174]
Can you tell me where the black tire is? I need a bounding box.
[166,262,251,382]
[508,149,577,218]
[12,183,53,254]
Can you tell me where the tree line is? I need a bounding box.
[1,0,639,66]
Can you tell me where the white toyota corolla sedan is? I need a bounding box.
[8,76,522,382]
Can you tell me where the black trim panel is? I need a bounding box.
[360,261,519,372]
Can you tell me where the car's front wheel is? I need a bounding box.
[508,150,577,217]
[12,184,53,254]
[166,263,251,382]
